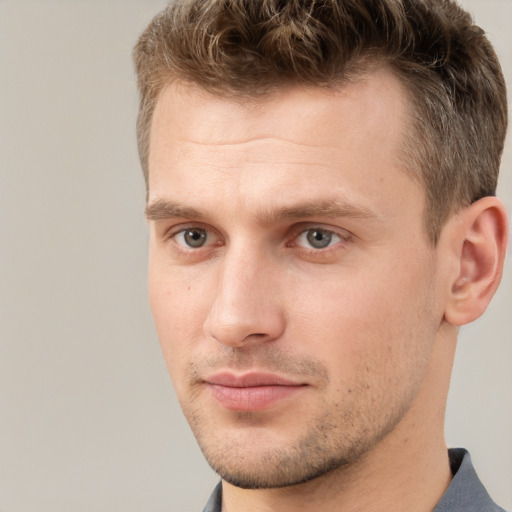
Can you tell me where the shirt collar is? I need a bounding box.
[433,448,505,512]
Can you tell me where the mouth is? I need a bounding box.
[203,372,308,412]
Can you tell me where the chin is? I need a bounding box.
[196,426,367,490]
[212,457,348,490]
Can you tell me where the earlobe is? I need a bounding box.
[444,197,509,326]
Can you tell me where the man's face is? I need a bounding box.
[146,70,450,488]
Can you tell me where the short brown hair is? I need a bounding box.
[133,0,507,242]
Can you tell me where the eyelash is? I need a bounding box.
[164,224,352,258]
[165,224,223,255]
[287,227,347,250]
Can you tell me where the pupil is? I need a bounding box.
[307,229,331,249]
[184,229,206,247]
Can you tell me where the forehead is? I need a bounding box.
[147,69,421,225]
[149,68,410,158]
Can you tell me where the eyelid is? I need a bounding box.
[160,221,352,259]
[286,224,353,255]
[164,221,211,239]
[288,223,352,241]
[163,222,222,249]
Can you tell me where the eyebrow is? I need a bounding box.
[145,198,382,224]
[145,200,205,221]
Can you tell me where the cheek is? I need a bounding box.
[287,255,437,379]
[148,262,210,376]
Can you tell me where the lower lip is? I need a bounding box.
[208,384,305,411]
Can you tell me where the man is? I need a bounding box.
[133,1,509,510]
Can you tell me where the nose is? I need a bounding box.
[203,248,286,349]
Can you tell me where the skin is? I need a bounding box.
[146,69,508,512]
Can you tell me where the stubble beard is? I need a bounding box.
[175,326,434,490]
[180,385,416,490]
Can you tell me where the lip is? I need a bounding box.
[204,372,307,411]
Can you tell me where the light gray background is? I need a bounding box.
[0,1,510,511]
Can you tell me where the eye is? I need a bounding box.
[295,228,342,249]
[175,227,209,248]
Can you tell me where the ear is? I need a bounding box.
[444,196,509,326]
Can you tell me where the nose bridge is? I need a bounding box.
[204,241,284,347]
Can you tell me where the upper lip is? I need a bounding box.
[204,372,304,388]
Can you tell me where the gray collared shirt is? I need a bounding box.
[202,449,508,512]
